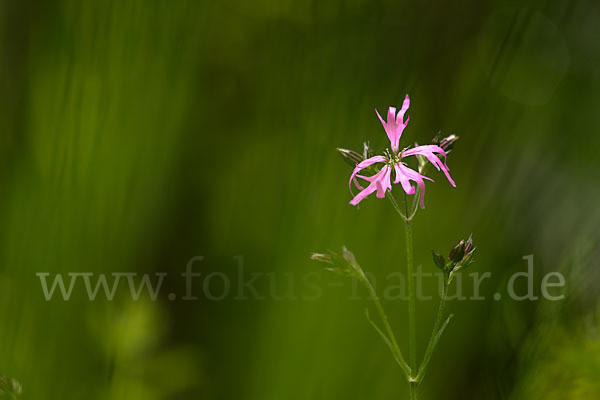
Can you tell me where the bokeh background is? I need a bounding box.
[1,0,599,399]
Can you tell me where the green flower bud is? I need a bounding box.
[311,247,365,278]
[362,141,375,159]
[433,235,477,275]
[336,148,364,167]
[432,251,447,271]
[310,253,333,264]
[432,133,459,153]
[417,154,428,173]
[341,246,357,266]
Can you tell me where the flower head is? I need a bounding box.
[349,95,456,208]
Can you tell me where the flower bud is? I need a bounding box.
[336,148,364,167]
[433,235,477,275]
[464,234,474,254]
[362,141,375,159]
[341,246,357,266]
[417,154,428,173]
[432,133,459,153]
[454,234,476,271]
[432,251,447,272]
[311,247,365,279]
[310,253,333,264]
[449,240,466,263]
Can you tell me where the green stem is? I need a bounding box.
[402,193,417,385]
[407,193,420,220]
[386,192,407,221]
[409,382,419,400]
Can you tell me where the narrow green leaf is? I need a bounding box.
[365,309,407,371]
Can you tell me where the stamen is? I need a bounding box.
[384,148,394,165]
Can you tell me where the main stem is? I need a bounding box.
[403,195,418,400]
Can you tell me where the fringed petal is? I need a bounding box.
[348,155,387,194]
[402,144,456,187]
[375,95,410,152]
[350,166,392,206]
[393,164,416,195]
[396,163,433,209]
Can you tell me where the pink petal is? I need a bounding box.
[356,155,387,169]
[349,183,378,206]
[402,145,456,187]
[348,155,387,193]
[350,172,382,205]
[375,166,392,198]
[397,95,410,125]
[402,144,444,158]
[396,163,433,209]
[375,95,411,152]
[387,107,397,125]
[375,109,395,147]
[393,164,416,195]
[350,166,391,206]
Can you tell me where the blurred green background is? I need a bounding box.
[1,0,599,399]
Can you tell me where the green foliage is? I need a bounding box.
[0,376,21,400]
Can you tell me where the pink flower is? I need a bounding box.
[349,95,456,208]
